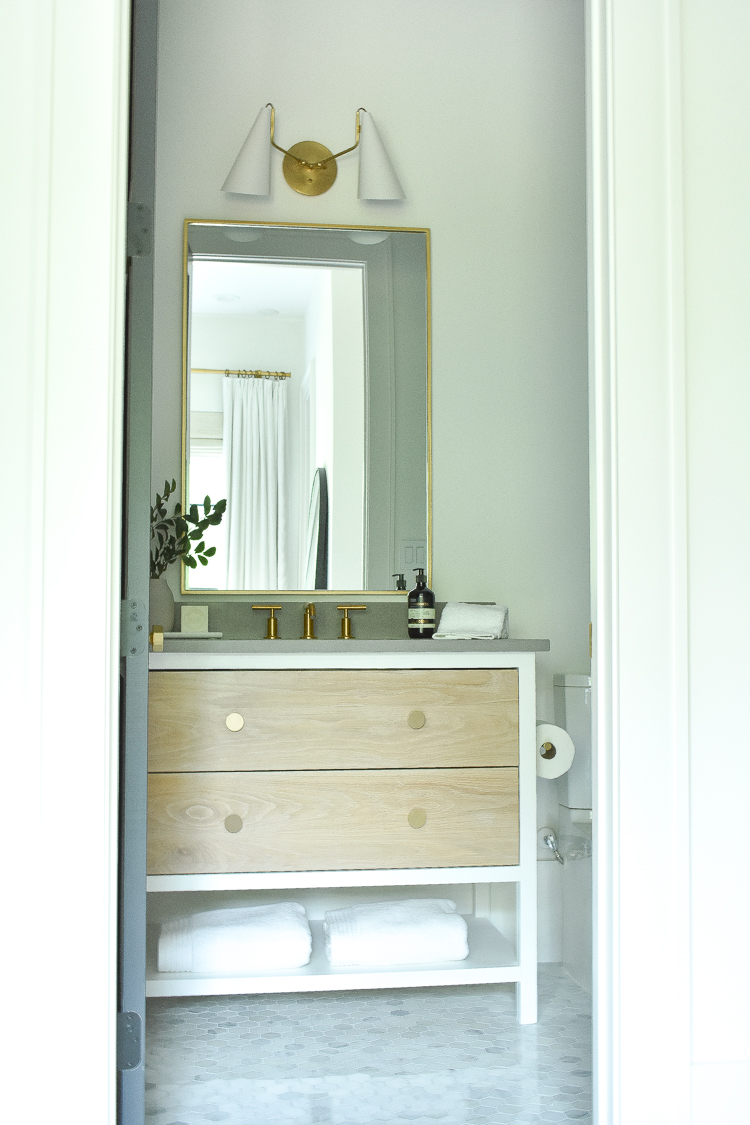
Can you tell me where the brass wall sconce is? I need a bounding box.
[273,105,360,197]
[222,104,405,200]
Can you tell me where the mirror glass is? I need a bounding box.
[182,221,430,594]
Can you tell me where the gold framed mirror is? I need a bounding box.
[181,220,431,596]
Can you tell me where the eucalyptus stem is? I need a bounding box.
[150,479,227,579]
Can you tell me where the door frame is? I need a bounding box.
[3,1,701,1122]
[1,1,131,1122]
[588,3,692,1122]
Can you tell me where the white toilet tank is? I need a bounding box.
[553,674,592,810]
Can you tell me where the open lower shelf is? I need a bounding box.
[146,917,518,997]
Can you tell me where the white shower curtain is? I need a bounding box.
[223,376,288,589]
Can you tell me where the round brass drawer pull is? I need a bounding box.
[408,807,427,829]
[407,710,426,729]
[224,814,243,833]
[226,712,244,732]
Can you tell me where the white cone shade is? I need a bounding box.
[222,105,272,195]
[357,111,405,200]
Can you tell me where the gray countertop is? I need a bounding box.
[157,638,550,654]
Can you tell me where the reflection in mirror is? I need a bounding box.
[304,467,329,589]
[183,221,430,594]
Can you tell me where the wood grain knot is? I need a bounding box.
[185,805,213,820]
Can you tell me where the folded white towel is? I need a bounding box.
[157,902,312,973]
[432,602,509,640]
[324,898,469,967]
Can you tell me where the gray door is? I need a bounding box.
[119,1,157,1121]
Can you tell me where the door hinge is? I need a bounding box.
[117,1011,142,1070]
[121,598,148,658]
[127,201,152,257]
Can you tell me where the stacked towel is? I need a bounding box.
[324,899,469,967]
[432,602,509,640]
[158,902,312,973]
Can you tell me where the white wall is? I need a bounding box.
[537,860,563,962]
[307,271,334,583]
[152,0,591,716]
[328,268,365,589]
[191,311,306,373]
[682,0,750,1105]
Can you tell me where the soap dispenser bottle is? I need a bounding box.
[407,568,436,638]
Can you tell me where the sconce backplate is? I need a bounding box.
[283,141,337,195]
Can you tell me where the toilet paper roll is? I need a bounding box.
[536,722,575,779]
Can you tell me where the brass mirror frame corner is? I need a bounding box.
[180,218,432,598]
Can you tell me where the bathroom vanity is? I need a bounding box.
[145,639,547,1023]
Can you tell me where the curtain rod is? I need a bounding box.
[191,367,292,379]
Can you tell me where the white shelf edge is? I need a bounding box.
[146,918,518,997]
[147,866,522,892]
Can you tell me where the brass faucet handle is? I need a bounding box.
[252,604,282,640]
[149,625,164,652]
[337,604,367,640]
[301,602,317,640]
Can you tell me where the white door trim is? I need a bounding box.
[2,1,710,1120]
[0,1,130,1121]
[588,2,692,1122]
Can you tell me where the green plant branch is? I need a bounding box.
[150,479,226,579]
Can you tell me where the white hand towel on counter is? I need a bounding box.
[324,898,469,967]
[158,902,312,973]
[432,602,509,640]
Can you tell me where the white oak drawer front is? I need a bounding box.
[147,768,519,874]
[148,669,519,771]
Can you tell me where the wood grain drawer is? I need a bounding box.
[147,768,519,874]
[148,669,518,771]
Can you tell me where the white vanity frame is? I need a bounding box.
[146,644,539,1023]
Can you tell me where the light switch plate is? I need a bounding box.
[180,604,209,633]
[400,539,428,572]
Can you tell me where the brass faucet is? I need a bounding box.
[301,602,317,640]
[337,604,366,639]
[252,604,282,639]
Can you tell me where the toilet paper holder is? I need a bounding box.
[536,722,576,779]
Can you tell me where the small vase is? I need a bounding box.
[149,576,175,632]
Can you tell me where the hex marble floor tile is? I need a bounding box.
[145,964,591,1123]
